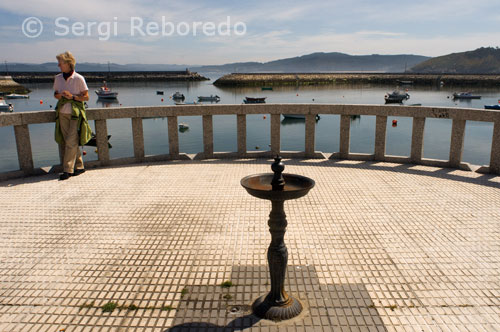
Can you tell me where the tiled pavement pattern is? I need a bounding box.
[0,159,499,332]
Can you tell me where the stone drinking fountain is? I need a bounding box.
[240,156,315,321]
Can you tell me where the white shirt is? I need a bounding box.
[53,71,88,114]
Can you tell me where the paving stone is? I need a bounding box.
[0,159,499,331]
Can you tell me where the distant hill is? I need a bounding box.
[410,47,500,74]
[2,52,429,73]
[2,62,193,72]
[193,52,430,73]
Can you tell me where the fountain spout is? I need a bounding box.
[271,155,285,191]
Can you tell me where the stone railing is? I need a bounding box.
[0,104,499,180]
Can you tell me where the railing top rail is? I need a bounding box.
[1,104,499,127]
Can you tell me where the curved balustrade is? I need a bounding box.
[0,104,499,180]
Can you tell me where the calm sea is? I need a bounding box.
[1,72,499,172]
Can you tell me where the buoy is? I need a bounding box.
[255,146,260,150]
[49,105,52,108]
[263,115,266,119]
[392,119,398,127]
[119,104,122,106]
[296,94,299,96]
[312,98,315,101]
[82,150,87,156]
[95,149,98,153]
[39,100,43,104]
[161,98,164,102]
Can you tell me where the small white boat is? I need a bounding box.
[95,81,118,99]
[0,98,14,112]
[5,93,29,99]
[172,92,185,100]
[179,123,189,132]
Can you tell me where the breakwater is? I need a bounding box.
[213,73,500,87]
[0,76,30,94]
[2,70,209,84]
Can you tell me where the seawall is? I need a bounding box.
[1,71,209,84]
[213,73,500,87]
[0,76,30,94]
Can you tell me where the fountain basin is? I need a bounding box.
[241,173,315,201]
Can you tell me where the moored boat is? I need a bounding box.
[197,95,220,102]
[4,93,29,99]
[243,97,266,104]
[261,87,273,90]
[0,98,14,112]
[172,92,185,100]
[282,114,320,120]
[452,92,481,100]
[156,91,164,95]
[95,81,118,99]
[484,104,500,110]
[384,91,410,104]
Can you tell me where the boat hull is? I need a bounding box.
[484,105,500,110]
[95,91,118,99]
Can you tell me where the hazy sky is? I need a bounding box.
[1,0,500,65]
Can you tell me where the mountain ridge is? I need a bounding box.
[2,52,429,73]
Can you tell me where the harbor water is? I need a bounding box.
[0,73,498,172]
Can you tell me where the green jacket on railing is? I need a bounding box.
[54,98,92,146]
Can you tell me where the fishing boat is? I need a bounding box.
[4,93,29,99]
[452,92,481,100]
[384,91,410,104]
[484,104,500,110]
[197,95,220,102]
[95,81,118,99]
[172,92,185,100]
[243,97,266,104]
[0,98,14,112]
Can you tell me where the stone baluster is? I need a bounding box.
[271,114,280,155]
[203,115,213,158]
[490,121,500,174]
[410,117,426,164]
[167,116,179,158]
[449,119,466,168]
[375,115,387,160]
[305,114,316,157]
[339,115,351,159]
[132,118,145,162]
[237,114,246,157]
[14,124,34,174]
[95,119,110,164]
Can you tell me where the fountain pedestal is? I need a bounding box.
[241,156,315,321]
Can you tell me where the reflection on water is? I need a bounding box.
[96,98,120,108]
[0,77,498,172]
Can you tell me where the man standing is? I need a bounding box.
[53,51,91,180]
